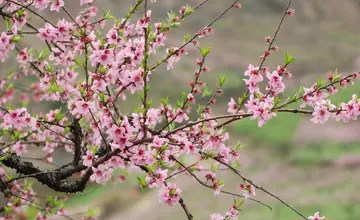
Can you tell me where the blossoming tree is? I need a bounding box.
[0,0,356,219]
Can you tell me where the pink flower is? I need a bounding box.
[286,8,296,16]
[166,47,186,70]
[128,68,145,93]
[238,184,256,199]
[72,100,95,116]
[159,183,181,206]
[16,48,32,64]
[80,0,94,5]
[146,168,168,188]
[234,3,242,9]
[83,150,94,167]
[226,207,239,218]
[108,156,125,168]
[248,99,276,127]
[56,209,67,216]
[308,211,325,220]
[244,64,263,82]
[90,164,113,184]
[0,32,10,50]
[227,98,238,114]
[187,93,196,104]
[50,0,64,12]
[244,78,260,94]
[213,181,224,196]
[145,108,162,126]
[36,212,47,220]
[3,108,37,130]
[266,71,285,95]
[205,129,229,149]
[106,29,119,44]
[12,141,28,156]
[219,146,231,161]
[174,108,189,123]
[150,136,168,149]
[209,213,224,220]
[132,145,155,166]
[37,23,56,41]
[311,104,331,124]
[34,0,50,11]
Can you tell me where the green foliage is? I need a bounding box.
[233,113,301,146]
[289,142,360,166]
[284,53,296,65]
[200,47,212,57]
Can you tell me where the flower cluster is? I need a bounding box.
[159,183,182,206]
[3,108,37,130]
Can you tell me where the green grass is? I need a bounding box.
[64,184,112,207]
[232,113,302,147]
[330,83,360,103]
[289,142,360,166]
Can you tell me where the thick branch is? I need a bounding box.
[0,151,88,193]
[71,119,83,165]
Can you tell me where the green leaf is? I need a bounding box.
[333,68,342,82]
[167,11,177,21]
[197,104,204,114]
[17,9,25,17]
[184,5,194,16]
[0,154,11,162]
[146,100,152,108]
[48,82,62,93]
[285,53,296,65]
[5,19,11,32]
[102,9,114,20]
[161,96,169,105]
[237,94,248,105]
[7,102,14,110]
[217,75,227,87]
[168,122,175,131]
[317,77,326,88]
[232,161,240,168]
[202,86,212,97]
[98,93,106,103]
[36,48,50,61]
[273,96,281,107]
[170,22,181,28]
[54,108,64,121]
[200,47,212,57]
[44,63,54,73]
[182,92,187,101]
[11,35,22,43]
[202,152,215,160]
[136,175,147,189]
[6,70,14,79]
[210,164,219,172]
[176,99,183,108]
[184,33,191,42]
[86,208,99,217]
[237,199,246,207]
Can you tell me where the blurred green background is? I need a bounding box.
[2,0,360,219]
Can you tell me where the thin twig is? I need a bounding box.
[212,157,307,220]
[171,156,272,210]
[149,0,239,72]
